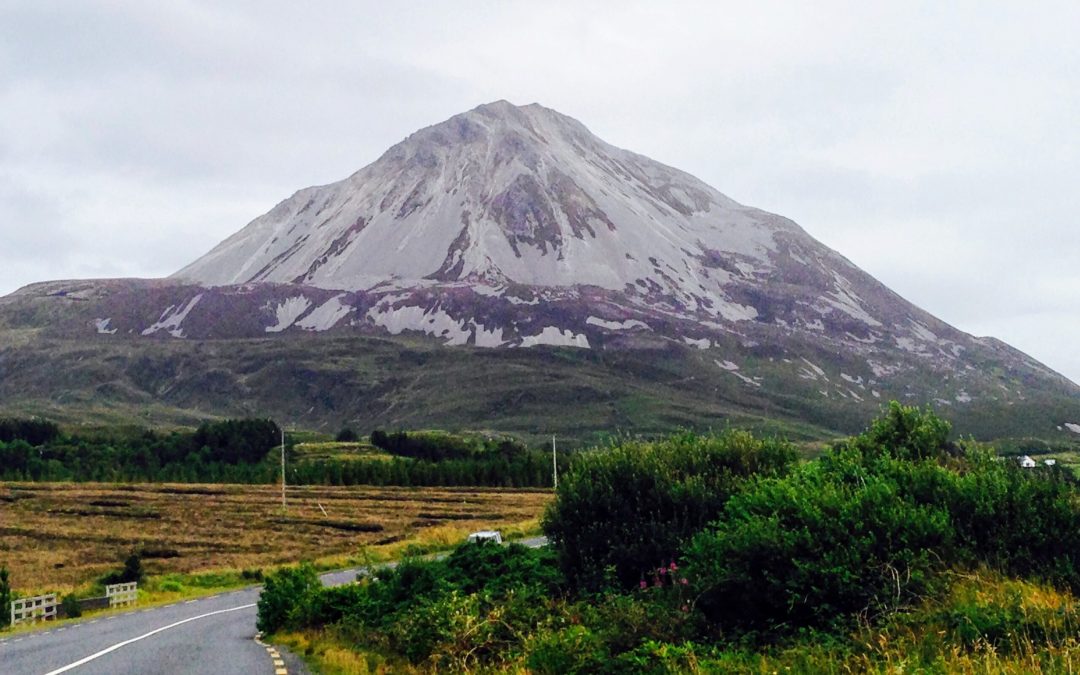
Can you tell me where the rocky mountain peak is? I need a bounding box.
[172,101,779,301]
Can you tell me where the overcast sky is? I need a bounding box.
[1,1,1078,382]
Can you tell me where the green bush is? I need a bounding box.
[543,430,797,590]
[256,564,321,634]
[685,452,953,633]
[386,590,477,664]
[293,557,450,633]
[258,543,565,668]
[948,456,1080,585]
[442,540,563,597]
[61,593,82,618]
[580,590,702,657]
[159,580,183,593]
[611,640,703,675]
[0,568,11,628]
[241,568,264,582]
[302,582,372,628]
[840,401,955,461]
[526,625,609,675]
[101,551,144,586]
[685,404,1080,635]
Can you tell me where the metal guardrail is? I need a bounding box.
[106,582,138,608]
[11,593,57,625]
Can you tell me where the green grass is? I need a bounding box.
[292,441,395,463]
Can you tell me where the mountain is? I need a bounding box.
[1,101,1078,443]
[169,101,930,349]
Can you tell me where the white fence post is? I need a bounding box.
[105,582,138,608]
[10,593,58,625]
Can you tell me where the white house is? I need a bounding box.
[1019,455,1037,468]
[1044,458,1057,466]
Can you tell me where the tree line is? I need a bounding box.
[290,450,565,488]
[0,417,280,483]
[0,419,560,487]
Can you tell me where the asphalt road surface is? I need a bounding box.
[0,536,547,674]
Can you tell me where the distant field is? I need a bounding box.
[292,440,395,462]
[0,482,551,593]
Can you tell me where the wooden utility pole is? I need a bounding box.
[280,428,287,509]
[552,435,558,490]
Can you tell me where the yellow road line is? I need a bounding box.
[254,631,287,675]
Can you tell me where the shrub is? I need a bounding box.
[947,455,1080,586]
[122,551,144,582]
[611,640,703,675]
[442,540,563,597]
[543,430,797,590]
[385,590,476,664]
[256,544,565,669]
[302,557,451,632]
[257,564,321,634]
[684,454,954,633]
[159,580,183,593]
[61,593,82,618]
[685,404,1080,635]
[839,401,954,462]
[583,590,702,656]
[302,581,372,628]
[102,551,144,586]
[241,568,264,582]
[526,625,609,675]
[0,568,10,627]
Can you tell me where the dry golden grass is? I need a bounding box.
[276,630,418,675]
[0,482,551,594]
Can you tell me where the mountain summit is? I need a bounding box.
[175,101,811,321]
[2,101,1078,439]
[172,101,981,356]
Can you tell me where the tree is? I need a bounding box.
[335,427,359,443]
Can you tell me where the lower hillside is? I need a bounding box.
[1,318,1079,445]
[258,403,1080,673]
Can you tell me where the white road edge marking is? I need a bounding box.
[41,604,256,675]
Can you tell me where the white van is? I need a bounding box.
[466,530,502,544]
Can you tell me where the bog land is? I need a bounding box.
[0,482,550,592]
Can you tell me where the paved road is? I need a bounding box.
[0,536,547,674]
[0,585,292,675]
